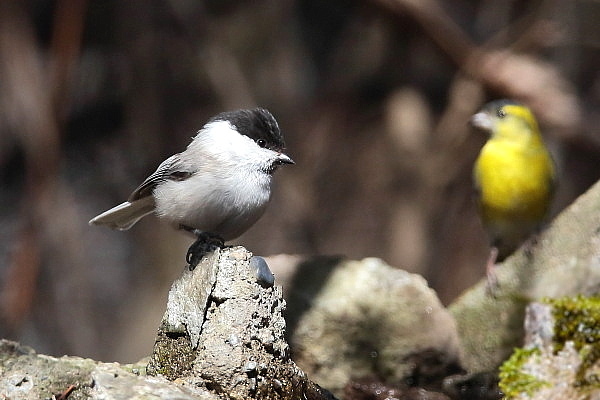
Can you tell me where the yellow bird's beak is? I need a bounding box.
[470,111,493,132]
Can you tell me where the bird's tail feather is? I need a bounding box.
[89,196,155,230]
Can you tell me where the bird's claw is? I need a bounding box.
[185,231,225,270]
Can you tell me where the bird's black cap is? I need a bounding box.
[210,108,286,152]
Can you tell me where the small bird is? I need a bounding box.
[90,108,294,269]
[471,100,555,289]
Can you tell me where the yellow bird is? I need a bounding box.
[471,100,555,287]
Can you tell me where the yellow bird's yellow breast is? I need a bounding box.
[475,140,554,223]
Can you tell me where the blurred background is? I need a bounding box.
[0,0,599,363]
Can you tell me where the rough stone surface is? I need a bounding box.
[146,246,336,400]
[0,339,217,400]
[449,179,600,373]
[90,363,216,400]
[288,257,462,397]
[0,339,95,400]
[498,301,600,400]
[163,251,220,348]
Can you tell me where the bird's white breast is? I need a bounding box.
[153,120,276,240]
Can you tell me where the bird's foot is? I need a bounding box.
[185,230,225,271]
[485,247,500,297]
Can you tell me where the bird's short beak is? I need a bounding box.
[470,112,493,132]
[275,153,295,165]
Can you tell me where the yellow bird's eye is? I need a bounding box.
[497,108,507,118]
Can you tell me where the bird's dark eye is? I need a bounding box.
[497,108,507,118]
[256,139,267,148]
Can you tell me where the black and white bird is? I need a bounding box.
[89,108,294,268]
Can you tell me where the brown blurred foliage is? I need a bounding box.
[0,0,598,362]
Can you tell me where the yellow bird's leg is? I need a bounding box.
[485,246,500,296]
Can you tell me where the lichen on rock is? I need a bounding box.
[498,296,600,400]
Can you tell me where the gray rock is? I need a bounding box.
[91,363,214,400]
[162,250,220,349]
[523,302,554,349]
[146,246,336,400]
[287,257,462,397]
[0,340,96,400]
[251,255,275,288]
[0,339,216,400]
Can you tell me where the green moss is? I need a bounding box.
[498,296,600,398]
[146,330,194,380]
[543,295,600,387]
[498,347,549,398]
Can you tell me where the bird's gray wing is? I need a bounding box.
[128,154,194,201]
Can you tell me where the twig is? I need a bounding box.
[53,384,76,400]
